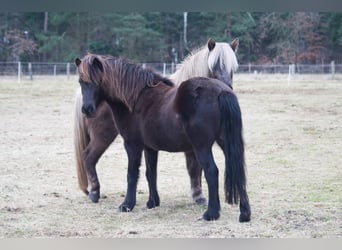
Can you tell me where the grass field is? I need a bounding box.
[0,74,341,237]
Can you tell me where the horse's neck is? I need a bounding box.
[169,49,210,85]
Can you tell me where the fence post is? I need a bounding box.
[171,62,174,74]
[17,61,21,83]
[163,63,166,76]
[331,61,335,79]
[66,63,70,80]
[54,65,57,78]
[288,64,295,86]
[28,62,33,81]
[287,64,291,85]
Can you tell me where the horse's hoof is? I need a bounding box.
[239,212,251,222]
[146,200,155,209]
[89,191,100,203]
[202,210,220,221]
[146,199,160,209]
[194,197,207,206]
[118,204,133,212]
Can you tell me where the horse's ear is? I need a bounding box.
[92,57,104,72]
[207,38,216,51]
[75,58,81,66]
[230,38,239,52]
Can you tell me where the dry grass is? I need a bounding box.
[0,74,341,238]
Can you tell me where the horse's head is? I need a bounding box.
[207,38,239,90]
[75,56,104,117]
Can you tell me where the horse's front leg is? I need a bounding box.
[83,146,101,203]
[83,121,118,203]
[144,147,160,209]
[118,141,143,212]
[83,142,110,202]
[184,152,207,206]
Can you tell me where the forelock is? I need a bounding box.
[208,43,238,74]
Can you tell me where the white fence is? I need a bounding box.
[0,61,341,82]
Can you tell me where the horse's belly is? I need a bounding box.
[153,140,191,152]
[142,127,191,152]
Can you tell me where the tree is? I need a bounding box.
[0,13,38,61]
[110,13,165,62]
[325,13,342,62]
[143,12,183,62]
[0,12,341,64]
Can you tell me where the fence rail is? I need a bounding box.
[0,61,341,82]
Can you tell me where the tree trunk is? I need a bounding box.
[226,12,231,40]
[183,12,190,55]
[43,12,48,61]
[44,12,48,33]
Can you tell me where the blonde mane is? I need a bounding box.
[169,42,238,84]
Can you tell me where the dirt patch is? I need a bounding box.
[0,75,341,237]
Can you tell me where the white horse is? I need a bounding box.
[74,38,239,204]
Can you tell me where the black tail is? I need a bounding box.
[218,91,247,205]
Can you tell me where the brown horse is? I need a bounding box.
[75,53,251,222]
[74,39,240,204]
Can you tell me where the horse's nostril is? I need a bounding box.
[81,106,87,115]
[82,105,95,116]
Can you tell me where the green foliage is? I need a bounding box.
[327,13,342,46]
[110,13,165,62]
[0,12,341,64]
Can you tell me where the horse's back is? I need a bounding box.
[174,77,232,119]
[177,77,232,96]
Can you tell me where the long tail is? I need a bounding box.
[73,88,89,194]
[218,91,247,205]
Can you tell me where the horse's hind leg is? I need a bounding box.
[144,147,160,209]
[192,147,220,220]
[184,152,207,206]
[216,138,251,222]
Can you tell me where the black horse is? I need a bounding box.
[75,53,251,222]
[73,39,240,207]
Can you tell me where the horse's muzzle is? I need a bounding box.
[82,104,96,117]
